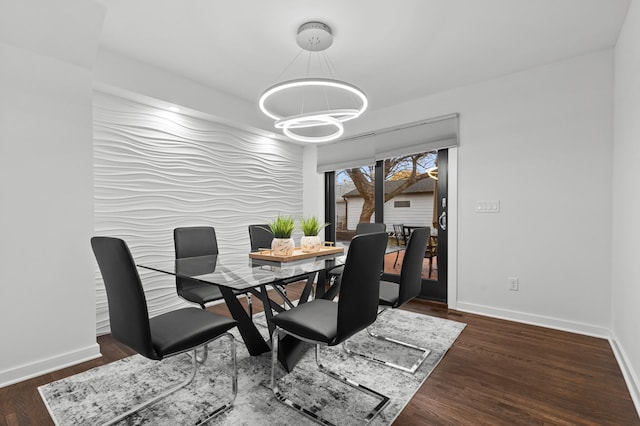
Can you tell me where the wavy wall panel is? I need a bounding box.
[93,91,303,334]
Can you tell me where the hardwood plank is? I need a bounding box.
[394,306,639,425]
[1,289,638,425]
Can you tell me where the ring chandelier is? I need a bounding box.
[427,166,439,180]
[258,22,368,143]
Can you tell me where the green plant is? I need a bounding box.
[268,215,295,238]
[299,216,329,236]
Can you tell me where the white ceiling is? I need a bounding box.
[95,0,630,133]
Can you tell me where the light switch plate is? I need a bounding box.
[476,200,500,213]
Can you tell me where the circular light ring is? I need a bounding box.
[274,109,360,129]
[427,166,439,180]
[259,78,368,122]
[281,115,344,143]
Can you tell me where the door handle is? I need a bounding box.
[438,211,447,231]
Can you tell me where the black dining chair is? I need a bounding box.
[248,224,274,252]
[91,236,238,426]
[343,227,431,374]
[270,232,390,425]
[247,224,296,303]
[175,226,253,317]
[325,222,388,299]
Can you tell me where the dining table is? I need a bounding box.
[137,250,346,372]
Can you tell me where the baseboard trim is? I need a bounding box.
[610,334,640,418]
[0,344,101,388]
[455,302,610,338]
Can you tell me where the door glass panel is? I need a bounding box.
[383,151,438,280]
[334,165,376,248]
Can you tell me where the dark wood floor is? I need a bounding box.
[2,284,638,426]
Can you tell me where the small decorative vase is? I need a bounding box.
[272,237,295,256]
[300,235,322,253]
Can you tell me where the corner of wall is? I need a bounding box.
[610,333,640,418]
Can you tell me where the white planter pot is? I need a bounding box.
[271,237,295,256]
[300,235,322,253]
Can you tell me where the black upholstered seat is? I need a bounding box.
[147,308,234,357]
[379,227,430,308]
[343,227,432,374]
[91,236,238,425]
[269,299,338,343]
[270,232,390,424]
[175,226,252,316]
[378,280,401,306]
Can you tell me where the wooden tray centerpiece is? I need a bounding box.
[249,244,344,262]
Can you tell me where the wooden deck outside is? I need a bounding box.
[384,249,438,280]
[338,233,438,281]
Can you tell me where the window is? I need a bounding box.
[334,164,376,246]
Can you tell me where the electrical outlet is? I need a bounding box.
[508,277,519,291]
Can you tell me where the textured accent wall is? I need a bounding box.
[93,91,303,334]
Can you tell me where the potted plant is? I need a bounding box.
[268,215,296,256]
[299,216,329,253]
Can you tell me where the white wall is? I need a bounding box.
[302,144,326,239]
[0,1,105,387]
[93,91,304,334]
[454,51,613,336]
[612,0,640,411]
[307,49,614,335]
[94,49,274,138]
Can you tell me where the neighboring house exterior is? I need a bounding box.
[341,179,436,232]
[335,181,355,231]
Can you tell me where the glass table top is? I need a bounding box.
[138,252,347,292]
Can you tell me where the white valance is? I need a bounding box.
[317,113,459,172]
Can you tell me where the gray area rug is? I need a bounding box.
[39,309,465,425]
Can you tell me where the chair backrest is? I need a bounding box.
[174,226,219,258]
[397,227,430,307]
[91,237,158,360]
[174,226,218,291]
[355,222,387,235]
[248,224,274,251]
[336,232,388,344]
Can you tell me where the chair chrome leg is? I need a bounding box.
[270,284,296,310]
[197,332,237,425]
[343,310,431,374]
[102,333,237,426]
[271,327,390,425]
[195,345,209,364]
[314,345,390,424]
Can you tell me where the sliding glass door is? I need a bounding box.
[326,149,448,303]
